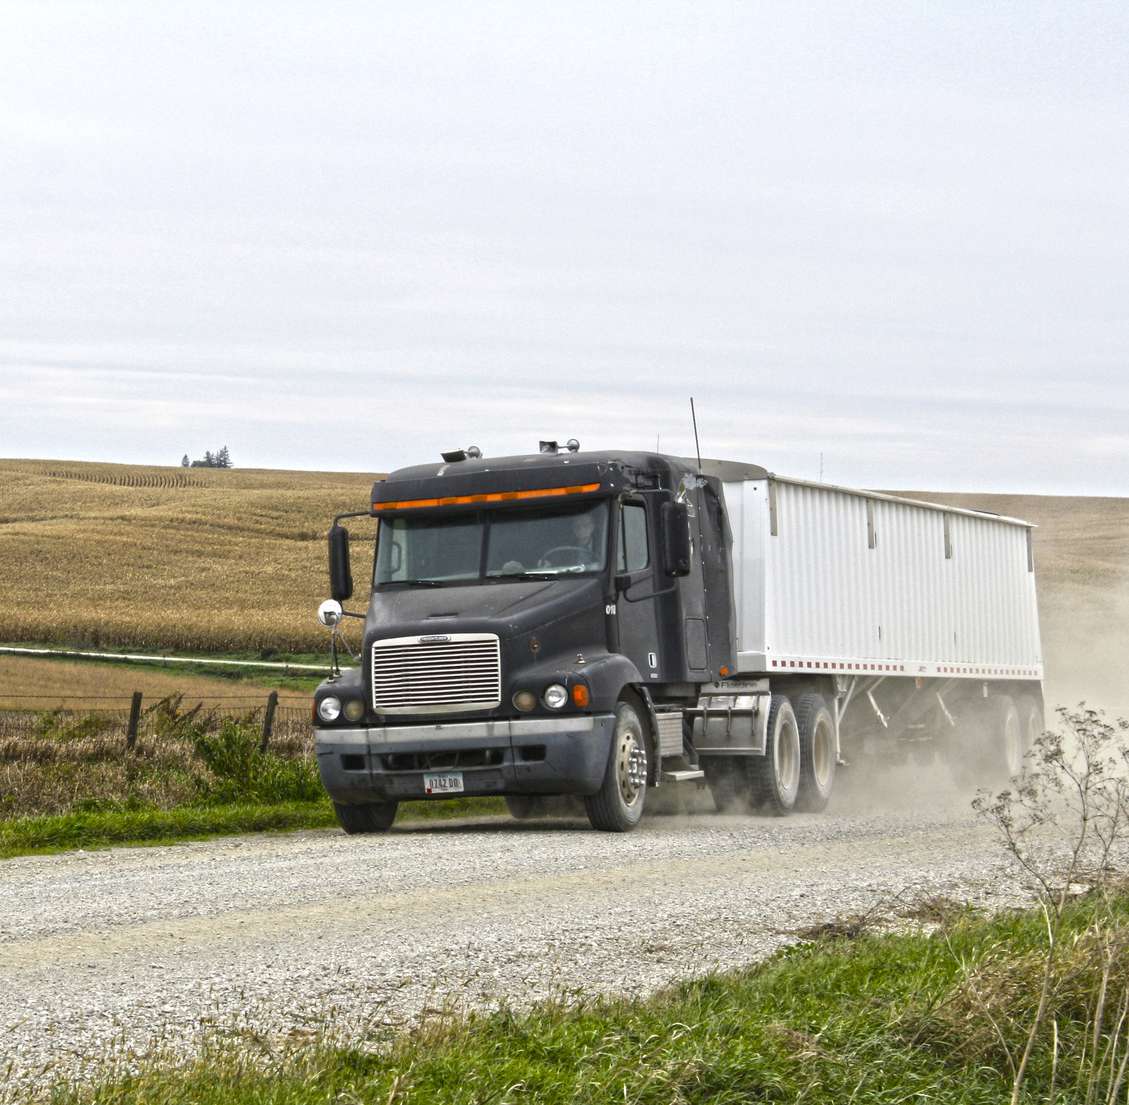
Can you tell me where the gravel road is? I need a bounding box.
[0,778,1026,1092]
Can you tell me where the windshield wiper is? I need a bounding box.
[386,578,449,587]
[490,571,563,581]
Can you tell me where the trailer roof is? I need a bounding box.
[761,475,1034,529]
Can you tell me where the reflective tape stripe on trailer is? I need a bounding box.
[767,658,1041,678]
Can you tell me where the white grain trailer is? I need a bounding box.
[691,464,1044,813]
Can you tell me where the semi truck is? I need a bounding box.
[312,443,1044,833]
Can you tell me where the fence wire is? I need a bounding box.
[0,697,313,758]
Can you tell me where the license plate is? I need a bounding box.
[423,771,464,795]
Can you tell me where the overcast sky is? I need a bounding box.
[1,2,1126,493]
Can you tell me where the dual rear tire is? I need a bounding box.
[707,692,837,816]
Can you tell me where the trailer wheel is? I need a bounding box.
[505,796,546,820]
[703,758,746,813]
[987,694,1023,781]
[1016,694,1044,757]
[953,694,1022,788]
[793,693,836,812]
[333,800,398,834]
[584,698,649,832]
[749,694,801,816]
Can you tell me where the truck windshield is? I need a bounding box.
[375,501,609,586]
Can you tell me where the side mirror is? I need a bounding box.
[317,598,343,627]
[661,501,691,577]
[328,524,353,601]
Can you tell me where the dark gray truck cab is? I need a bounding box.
[313,447,737,832]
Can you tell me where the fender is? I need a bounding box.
[501,649,643,715]
[568,651,645,713]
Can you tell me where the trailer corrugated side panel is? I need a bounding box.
[723,479,1043,680]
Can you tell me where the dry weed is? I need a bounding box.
[0,700,314,818]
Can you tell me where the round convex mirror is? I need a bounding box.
[317,598,343,627]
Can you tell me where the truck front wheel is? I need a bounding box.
[333,800,398,834]
[749,694,801,816]
[584,699,649,832]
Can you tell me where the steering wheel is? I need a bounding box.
[537,545,590,569]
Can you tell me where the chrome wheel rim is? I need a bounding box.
[616,723,647,808]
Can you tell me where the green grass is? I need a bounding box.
[0,641,331,693]
[42,892,1129,1105]
[0,796,509,859]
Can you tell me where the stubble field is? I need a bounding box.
[0,459,380,654]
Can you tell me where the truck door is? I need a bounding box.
[614,498,663,682]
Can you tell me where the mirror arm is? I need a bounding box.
[620,581,677,603]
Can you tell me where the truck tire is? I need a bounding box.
[333,800,398,834]
[505,796,546,820]
[793,692,836,812]
[953,694,1022,788]
[986,693,1023,782]
[584,698,649,832]
[703,758,746,813]
[1016,694,1044,757]
[749,694,801,816]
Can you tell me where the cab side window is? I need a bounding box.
[617,502,650,572]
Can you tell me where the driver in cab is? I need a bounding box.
[537,512,601,572]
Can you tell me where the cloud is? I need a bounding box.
[0,1,1126,495]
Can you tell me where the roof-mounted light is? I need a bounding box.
[373,482,601,512]
[540,439,579,454]
[441,445,484,463]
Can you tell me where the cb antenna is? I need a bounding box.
[689,396,703,474]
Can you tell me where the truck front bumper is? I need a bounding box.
[315,714,616,804]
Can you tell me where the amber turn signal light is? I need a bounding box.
[571,683,590,708]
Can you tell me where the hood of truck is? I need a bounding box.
[364,576,605,642]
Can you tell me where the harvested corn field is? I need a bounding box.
[0,459,380,653]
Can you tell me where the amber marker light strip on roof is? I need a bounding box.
[372,482,603,511]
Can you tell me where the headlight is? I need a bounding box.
[317,696,342,723]
[343,699,365,722]
[543,684,568,710]
[513,690,537,712]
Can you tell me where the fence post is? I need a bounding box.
[260,691,278,752]
[126,691,143,751]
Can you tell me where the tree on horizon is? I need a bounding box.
[188,446,233,469]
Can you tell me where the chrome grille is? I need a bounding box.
[370,633,502,714]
